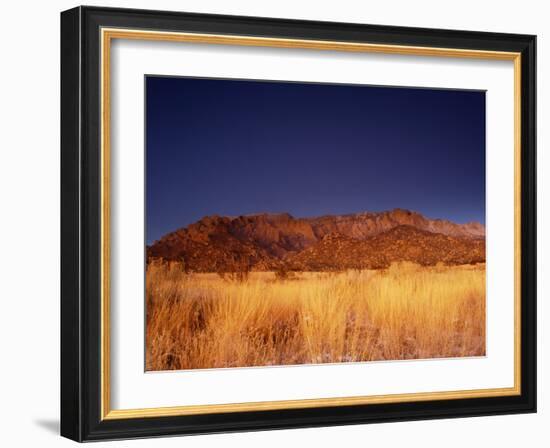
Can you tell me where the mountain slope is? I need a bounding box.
[287,225,485,271]
[147,209,485,271]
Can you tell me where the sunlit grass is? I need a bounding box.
[146,262,485,370]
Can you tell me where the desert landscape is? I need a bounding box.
[145,209,486,371]
[145,77,486,371]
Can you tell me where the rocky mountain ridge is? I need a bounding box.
[147,208,485,271]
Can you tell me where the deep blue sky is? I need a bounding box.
[146,76,485,244]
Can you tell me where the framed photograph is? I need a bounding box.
[61,6,536,442]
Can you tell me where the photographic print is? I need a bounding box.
[145,76,486,371]
[61,9,536,439]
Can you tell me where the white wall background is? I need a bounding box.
[0,1,546,446]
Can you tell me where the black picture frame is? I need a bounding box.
[61,6,536,442]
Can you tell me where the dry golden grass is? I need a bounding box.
[146,261,485,370]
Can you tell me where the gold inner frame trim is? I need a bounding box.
[100,27,522,420]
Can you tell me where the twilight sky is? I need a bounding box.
[146,76,485,244]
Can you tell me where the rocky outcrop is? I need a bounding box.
[147,209,485,271]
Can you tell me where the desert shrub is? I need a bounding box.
[274,265,295,281]
[386,261,422,276]
[215,257,250,282]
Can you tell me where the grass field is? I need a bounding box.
[145,262,485,371]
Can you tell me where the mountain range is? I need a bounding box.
[147,208,485,272]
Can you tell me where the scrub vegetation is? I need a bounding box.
[146,261,486,371]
